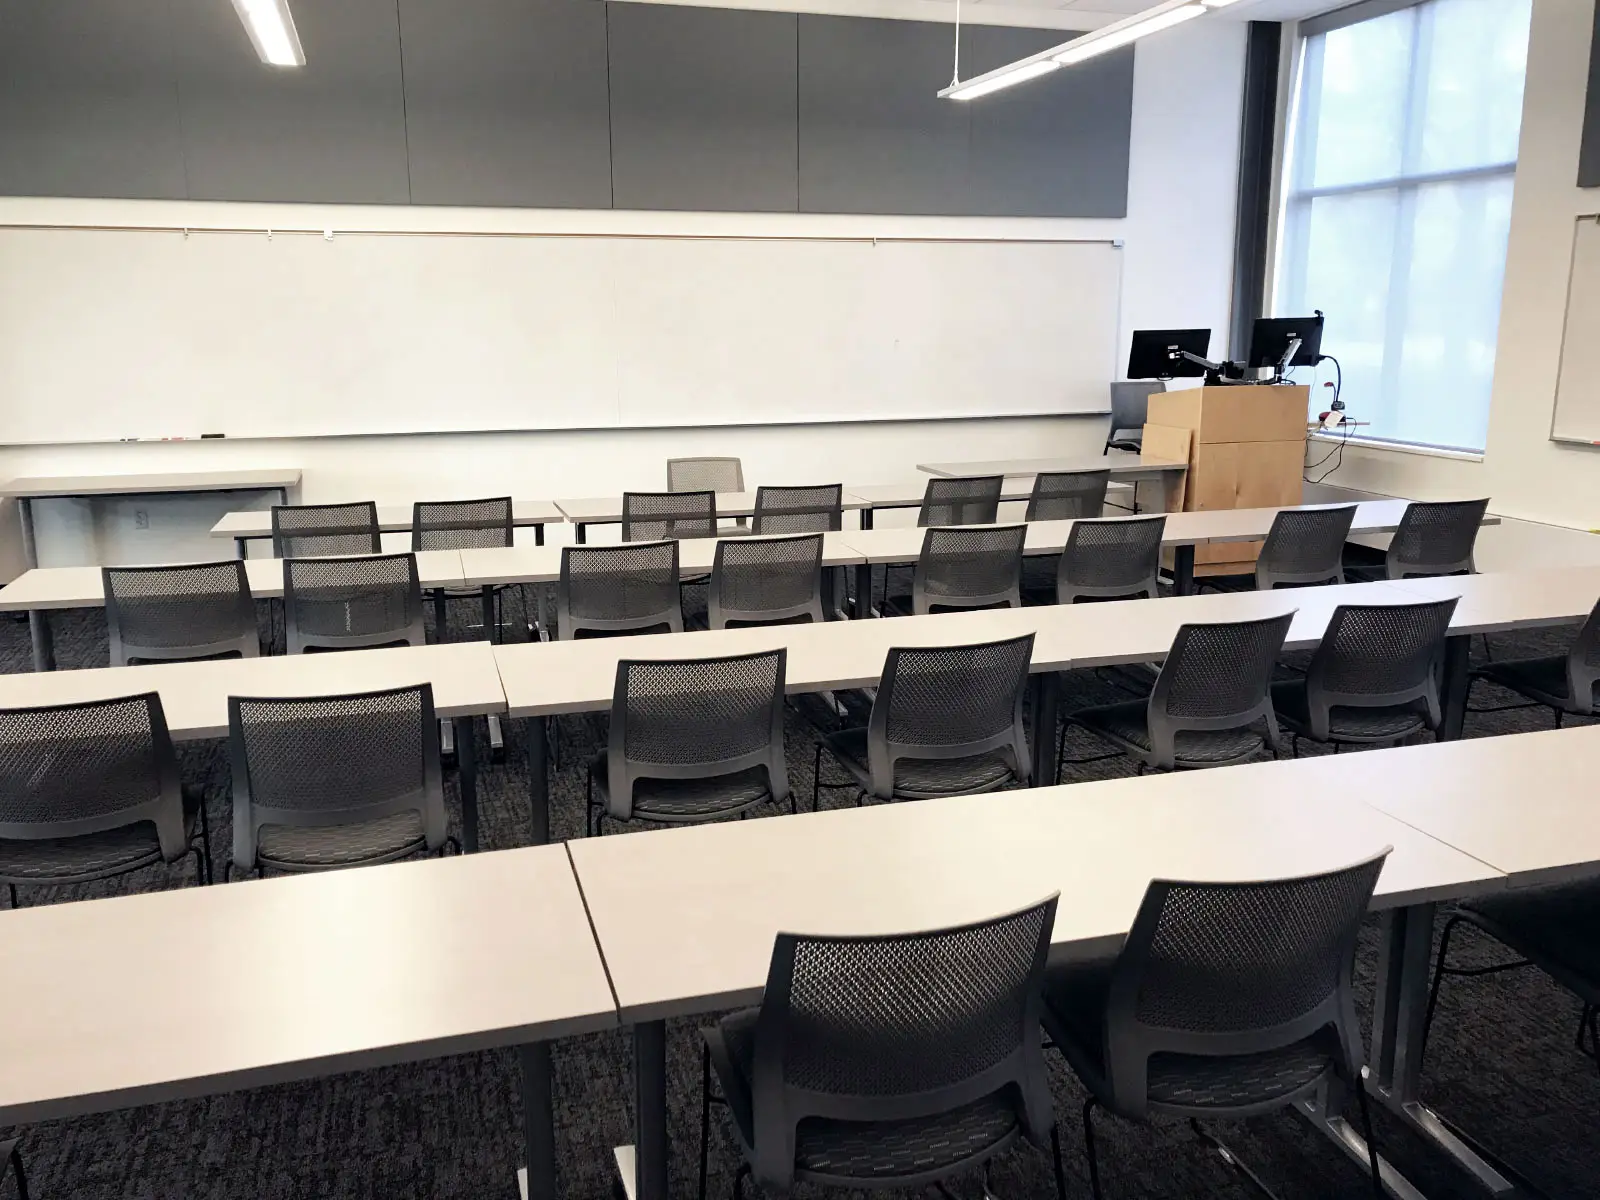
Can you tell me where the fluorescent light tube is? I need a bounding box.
[231,0,305,67]
[946,60,1061,101]
[1053,4,1205,66]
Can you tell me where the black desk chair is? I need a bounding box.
[270,501,381,558]
[587,649,789,833]
[0,694,211,905]
[814,634,1033,808]
[1027,469,1110,521]
[708,534,825,630]
[918,476,1004,527]
[624,490,717,541]
[557,542,683,640]
[1348,498,1489,581]
[1274,598,1458,753]
[1103,381,1165,454]
[1470,596,1600,726]
[1062,613,1291,775]
[751,484,842,534]
[699,896,1067,1200]
[1045,853,1388,1200]
[103,561,259,666]
[883,525,1026,617]
[283,553,425,654]
[228,684,451,876]
[1040,515,1165,605]
[1204,505,1356,592]
[670,456,746,531]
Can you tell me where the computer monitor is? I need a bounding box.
[1248,314,1324,370]
[1126,329,1213,380]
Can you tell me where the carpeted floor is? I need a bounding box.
[0,579,1597,1200]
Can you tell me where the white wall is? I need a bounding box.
[1299,0,1600,533]
[0,16,1247,574]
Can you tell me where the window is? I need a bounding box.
[1275,0,1531,453]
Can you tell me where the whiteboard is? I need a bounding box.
[1553,216,1600,446]
[0,226,1122,444]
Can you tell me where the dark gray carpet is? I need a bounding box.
[0,584,1596,1200]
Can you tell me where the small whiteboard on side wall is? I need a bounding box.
[1553,215,1600,446]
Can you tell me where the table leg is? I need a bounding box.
[526,715,550,845]
[576,523,588,544]
[17,498,36,571]
[1438,634,1470,741]
[1172,544,1196,597]
[535,523,546,547]
[517,1042,557,1200]
[1294,1077,1428,1200]
[633,1020,669,1200]
[854,562,874,619]
[454,715,479,853]
[482,585,496,643]
[433,589,449,644]
[860,506,874,531]
[234,537,248,560]
[28,610,54,672]
[1029,672,1058,787]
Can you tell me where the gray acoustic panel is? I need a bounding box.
[0,0,188,199]
[399,0,612,208]
[168,0,410,204]
[962,26,1131,218]
[608,4,798,213]
[798,16,969,216]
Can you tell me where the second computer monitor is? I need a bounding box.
[1248,314,1324,369]
[1126,328,1212,380]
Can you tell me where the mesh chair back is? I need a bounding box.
[911,525,1026,616]
[1567,598,1600,715]
[752,484,843,534]
[1255,505,1356,589]
[229,684,446,871]
[866,634,1034,798]
[1026,470,1110,521]
[103,561,258,666]
[1146,613,1291,769]
[747,895,1060,1190]
[709,534,825,629]
[557,541,683,639]
[1105,381,1165,451]
[918,476,1004,527]
[668,456,744,494]
[271,502,381,558]
[1385,499,1489,579]
[605,649,788,819]
[283,553,425,653]
[1301,599,1458,739]
[1099,853,1387,1118]
[0,694,188,862]
[623,490,716,541]
[1057,515,1166,603]
[411,497,513,550]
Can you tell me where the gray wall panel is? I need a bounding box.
[169,0,411,203]
[797,16,969,216]
[0,0,188,199]
[608,4,798,213]
[400,0,612,208]
[963,26,1131,218]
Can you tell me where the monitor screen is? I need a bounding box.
[1248,315,1324,369]
[1126,329,1212,380]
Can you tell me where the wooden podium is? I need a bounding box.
[1142,384,1309,577]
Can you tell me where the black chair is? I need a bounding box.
[0,1138,26,1200]
[1469,596,1600,726]
[103,561,259,666]
[814,634,1033,808]
[1054,515,1166,604]
[270,501,381,558]
[0,694,211,905]
[699,895,1067,1200]
[557,542,683,640]
[624,490,717,541]
[228,684,450,876]
[1273,599,1458,752]
[412,496,513,551]
[670,457,747,532]
[1205,506,1357,592]
[1063,613,1291,774]
[751,484,843,534]
[283,553,425,654]
[1026,470,1110,521]
[884,525,1026,616]
[918,476,1004,527]
[587,649,789,833]
[1044,853,1388,1200]
[1349,498,1489,581]
[709,534,825,629]
[1103,381,1165,454]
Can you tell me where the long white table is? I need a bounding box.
[0,844,616,1200]
[210,500,565,557]
[2,469,302,570]
[554,491,873,541]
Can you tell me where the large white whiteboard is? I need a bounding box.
[0,226,1122,443]
[1553,216,1600,446]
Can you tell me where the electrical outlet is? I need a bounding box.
[133,509,150,530]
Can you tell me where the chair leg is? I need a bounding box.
[698,1045,712,1200]
[1050,1121,1069,1200]
[1081,1097,1105,1200]
[731,1162,750,1200]
[5,1140,27,1200]
[1353,1072,1385,1200]
[1188,1119,1284,1200]
[1420,914,1464,1062]
[197,795,214,884]
[6,882,16,909]
[191,845,207,886]
[1556,709,1565,729]
[811,742,823,814]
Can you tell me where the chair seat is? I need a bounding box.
[707,1008,1022,1183]
[1072,701,1269,767]
[1475,655,1589,712]
[589,756,772,821]
[0,788,202,884]
[1043,968,1336,1115]
[1458,881,1600,1002]
[823,728,1017,799]
[1271,682,1431,743]
[257,810,426,869]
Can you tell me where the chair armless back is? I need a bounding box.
[912,525,1026,615]
[1026,470,1110,521]
[1145,613,1292,770]
[918,476,1004,527]
[411,497,514,550]
[1301,599,1459,740]
[1255,505,1356,589]
[1385,499,1489,579]
[103,560,258,666]
[751,484,843,534]
[557,541,683,640]
[1567,598,1600,715]
[668,457,744,494]
[623,490,717,541]
[271,501,381,558]
[1057,515,1166,603]
[709,534,825,630]
[283,553,425,653]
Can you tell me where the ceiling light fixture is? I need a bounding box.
[231,0,305,67]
